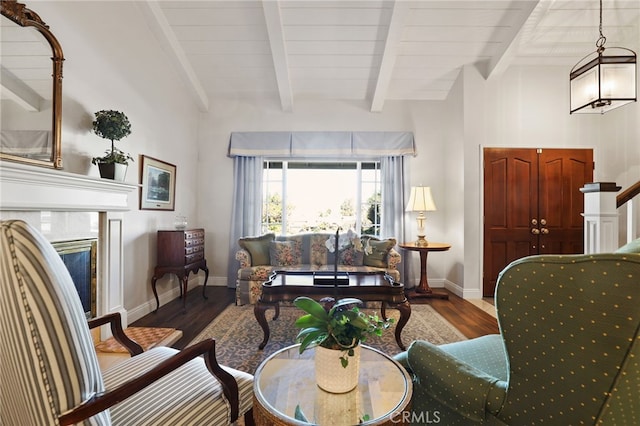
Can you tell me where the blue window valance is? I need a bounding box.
[228,131,416,158]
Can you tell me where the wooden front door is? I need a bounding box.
[483,148,593,296]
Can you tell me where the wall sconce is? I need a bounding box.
[570,0,637,114]
[406,186,436,247]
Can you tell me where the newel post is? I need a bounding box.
[580,182,621,253]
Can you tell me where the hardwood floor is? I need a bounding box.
[131,286,499,350]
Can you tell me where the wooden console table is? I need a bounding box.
[399,242,451,299]
[151,229,209,312]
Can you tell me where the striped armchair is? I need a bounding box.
[0,220,254,425]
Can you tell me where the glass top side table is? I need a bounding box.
[253,344,412,426]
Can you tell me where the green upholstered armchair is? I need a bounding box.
[395,253,640,425]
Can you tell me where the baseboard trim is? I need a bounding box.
[442,279,483,300]
[442,279,460,297]
[405,277,447,289]
[461,287,483,299]
[127,276,229,324]
[126,275,483,324]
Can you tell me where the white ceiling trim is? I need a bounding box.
[370,0,409,113]
[137,0,209,112]
[262,0,293,112]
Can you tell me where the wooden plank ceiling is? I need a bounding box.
[2,0,639,113]
[150,0,639,112]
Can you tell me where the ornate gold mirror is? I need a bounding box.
[1,0,63,168]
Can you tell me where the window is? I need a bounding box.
[262,161,381,236]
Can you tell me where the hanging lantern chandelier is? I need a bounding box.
[569,0,637,114]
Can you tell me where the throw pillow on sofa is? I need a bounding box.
[270,241,301,266]
[362,237,397,268]
[239,233,275,266]
[339,245,365,266]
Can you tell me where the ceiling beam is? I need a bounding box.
[371,0,410,113]
[262,0,293,112]
[136,0,209,112]
[483,0,543,79]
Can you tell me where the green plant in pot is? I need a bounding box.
[91,110,133,181]
[294,296,393,393]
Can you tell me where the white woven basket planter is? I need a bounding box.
[315,345,361,393]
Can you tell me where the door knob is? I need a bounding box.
[531,228,540,235]
[541,228,549,235]
[531,219,538,226]
[540,218,547,226]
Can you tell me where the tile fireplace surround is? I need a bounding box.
[0,162,138,333]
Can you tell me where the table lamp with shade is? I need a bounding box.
[406,186,436,247]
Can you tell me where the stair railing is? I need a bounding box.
[617,180,640,244]
[581,181,639,253]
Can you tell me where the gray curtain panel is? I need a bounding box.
[381,155,415,287]
[227,155,264,287]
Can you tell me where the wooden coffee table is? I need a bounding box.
[253,344,413,425]
[254,271,411,351]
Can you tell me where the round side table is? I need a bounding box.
[399,242,451,299]
[253,344,413,425]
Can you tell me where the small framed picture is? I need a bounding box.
[139,155,176,211]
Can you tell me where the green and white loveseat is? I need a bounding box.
[235,232,401,305]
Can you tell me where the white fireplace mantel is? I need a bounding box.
[1,161,138,329]
[0,161,138,211]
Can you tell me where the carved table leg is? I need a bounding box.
[407,249,449,299]
[255,301,273,350]
[181,274,189,313]
[392,299,411,351]
[202,265,210,299]
[273,303,280,321]
[151,275,160,312]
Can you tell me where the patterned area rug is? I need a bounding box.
[189,304,467,374]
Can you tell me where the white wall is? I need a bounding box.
[198,98,451,288]
[442,70,466,295]
[31,1,203,320]
[482,65,639,186]
[461,64,640,297]
[7,2,637,319]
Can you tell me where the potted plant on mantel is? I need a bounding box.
[294,296,393,393]
[91,109,133,181]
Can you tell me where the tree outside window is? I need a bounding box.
[262,161,381,237]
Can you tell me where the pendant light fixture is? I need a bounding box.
[569,0,637,114]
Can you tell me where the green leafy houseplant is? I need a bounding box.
[91,110,133,165]
[294,296,393,367]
